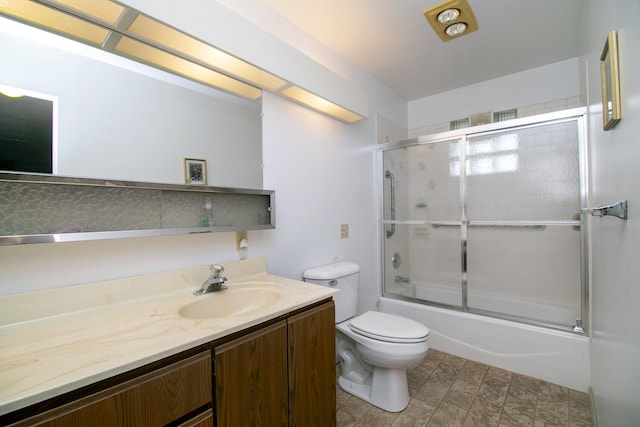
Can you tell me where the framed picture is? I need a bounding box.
[184,158,207,185]
[600,30,621,131]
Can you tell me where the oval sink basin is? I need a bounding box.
[179,286,281,319]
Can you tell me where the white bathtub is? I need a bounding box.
[378,297,591,392]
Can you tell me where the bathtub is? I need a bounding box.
[378,296,591,392]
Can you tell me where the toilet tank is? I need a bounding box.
[303,262,360,323]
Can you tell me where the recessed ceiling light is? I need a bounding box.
[423,0,478,42]
[445,22,467,37]
[437,8,459,24]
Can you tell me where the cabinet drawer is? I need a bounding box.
[10,351,212,427]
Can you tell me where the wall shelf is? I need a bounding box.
[0,173,275,246]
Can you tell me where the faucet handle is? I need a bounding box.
[210,264,225,277]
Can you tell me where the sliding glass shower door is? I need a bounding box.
[381,109,587,331]
[383,141,463,307]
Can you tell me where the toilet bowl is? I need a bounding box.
[303,262,429,412]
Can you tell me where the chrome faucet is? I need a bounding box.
[194,264,228,295]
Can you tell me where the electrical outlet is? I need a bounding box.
[340,224,349,238]
[236,230,247,250]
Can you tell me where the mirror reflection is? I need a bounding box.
[0,17,263,189]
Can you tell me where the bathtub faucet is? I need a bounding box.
[394,275,410,283]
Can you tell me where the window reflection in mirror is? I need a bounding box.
[0,87,57,174]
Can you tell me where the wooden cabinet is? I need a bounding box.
[213,300,336,427]
[8,351,212,427]
[214,321,289,426]
[288,301,336,427]
[3,299,335,427]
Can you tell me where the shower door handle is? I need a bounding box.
[385,170,396,238]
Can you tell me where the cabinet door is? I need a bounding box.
[10,351,212,427]
[288,301,336,427]
[215,320,288,426]
[177,409,213,427]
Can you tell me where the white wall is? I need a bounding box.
[256,92,379,313]
[582,1,640,425]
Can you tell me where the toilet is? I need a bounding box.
[303,261,429,412]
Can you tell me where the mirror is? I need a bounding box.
[0,16,263,189]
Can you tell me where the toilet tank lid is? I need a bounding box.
[303,261,360,280]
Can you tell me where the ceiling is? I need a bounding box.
[241,0,584,101]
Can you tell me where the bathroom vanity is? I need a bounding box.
[0,258,338,426]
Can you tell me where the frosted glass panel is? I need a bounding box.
[467,226,581,326]
[383,224,461,308]
[467,121,579,221]
[383,140,461,222]
[407,142,461,221]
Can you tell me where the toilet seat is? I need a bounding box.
[349,311,429,343]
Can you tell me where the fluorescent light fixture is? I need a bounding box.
[0,0,109,45]
[127,14,288,92]
[115,37,262,100]
[44,0,125,25]
[1,0,365,123]
[424,0,478,42]
[279,86,364,124]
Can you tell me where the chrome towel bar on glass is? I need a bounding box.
[581,200,628,220]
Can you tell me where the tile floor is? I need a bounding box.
[336,349,593,427]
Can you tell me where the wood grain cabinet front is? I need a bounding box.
[8,351,212,427]
[288,301,337,426]
[213,300,336,427]
[214,320,289,426]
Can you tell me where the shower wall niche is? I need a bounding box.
[380,108,588,332]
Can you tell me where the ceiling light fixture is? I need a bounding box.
[115,36,262,100]
[437,8,459,24]
[0,0,109,45]
[0,0,365,123]
[424,0,478,42]
[280,86,364,124]
[127,14,288,92]
[445,22,467,37]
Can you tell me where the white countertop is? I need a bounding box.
[0,257,337,416]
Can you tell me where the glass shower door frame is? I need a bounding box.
[379,107,589,334]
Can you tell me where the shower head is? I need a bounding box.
[385,170,394,179]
